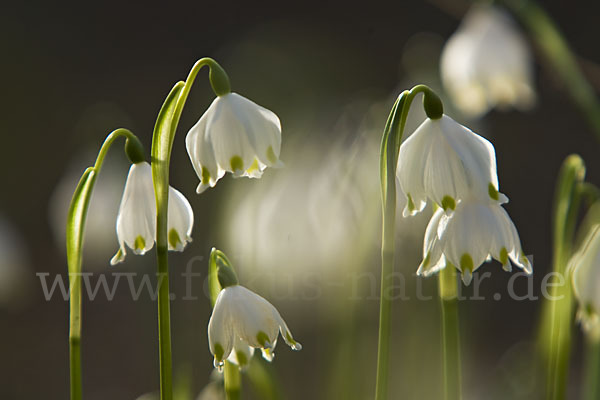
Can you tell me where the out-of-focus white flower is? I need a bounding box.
[571,224,600,339]
[417,198,531,285]
[208,285,301,370]
[397,114,507,217]
[440,4,535,117]
[186,93,282,194]
[111,161,193,265]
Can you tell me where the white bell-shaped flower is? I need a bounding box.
[186,93,283,194]
[397,114,507,217]
[571,225,600,339]
[208,285,301,370]
[417,198,531,285]
[110,162,193,265]
[440,4,535,117]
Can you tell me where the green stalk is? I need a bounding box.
[501,0,600,143]
[537,155,585,400]
[150,58,230,400]
[66,128,142,400]
[375,85,444,400]
[224,361,242,400]
[583,336,600,400]
[438,266,461,400]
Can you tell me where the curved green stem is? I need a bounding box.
[375,84,443,400]
[537,154,585,400]
[150,58,230,400]
[66,128,141,400]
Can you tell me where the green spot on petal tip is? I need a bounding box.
[488,183,500,201]
[441,195,456,211]
[460,253,474,273]
[266,146,278,164]
[214,343,224,361]
[230,155,244,171]
[256,331,270,347]
[499,247,509,266]
[168,228,181,249]
[407,193,416,211]
[201,166,211,185]
[134,235,145,252]
[236,350,248,366]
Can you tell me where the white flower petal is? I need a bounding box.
[417,208,447,276]
[397,116,504,214]
[208,289,235,367]
[113,162,156,261]
[167,187,194,251]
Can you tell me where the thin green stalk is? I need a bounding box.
[224,361,242,400]
[438,266,461,400]
[66,128,141,400]
[150,58,229,400]
[375,85,443,400]
[502,0,600,143]
[583,336,600,400]
[537,155,585,400]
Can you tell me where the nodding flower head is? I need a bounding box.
[397,115,507,217]
[110,161,193,265]
[571,225,600,339]
[186,93,283,194]
[417,198,531,285]
[208,285,301,371]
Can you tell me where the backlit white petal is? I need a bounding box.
[208,289,235,366]
[111,161,195,264]
[397,115,504,214]
[167,187,194,251]
[206,285,300,370]
[114,162,156,259]
[419,199,530,283]
[417,208,447,276]
[186,93,282,191]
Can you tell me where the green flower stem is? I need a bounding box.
[208,249,242,399]
[66,128,142,400]
[376,84,443,400]
[224,361,242,400]
[438,266,462,400]
[150,58,230,400]
[583,335,600,400]
[501,0,600,143]
[537,155,585,400]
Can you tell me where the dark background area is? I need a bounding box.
[2,0,600,399]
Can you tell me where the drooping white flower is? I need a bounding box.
[110,162,193,265]
[186,93,283,194]
[208,285,301,370]
[440,4,535,117]
[397,114,507,217]
[417,198,531,285]
[571,224,600,339]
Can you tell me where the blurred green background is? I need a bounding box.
[2,0,600,399]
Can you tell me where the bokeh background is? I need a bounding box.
[2,0,600,399]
